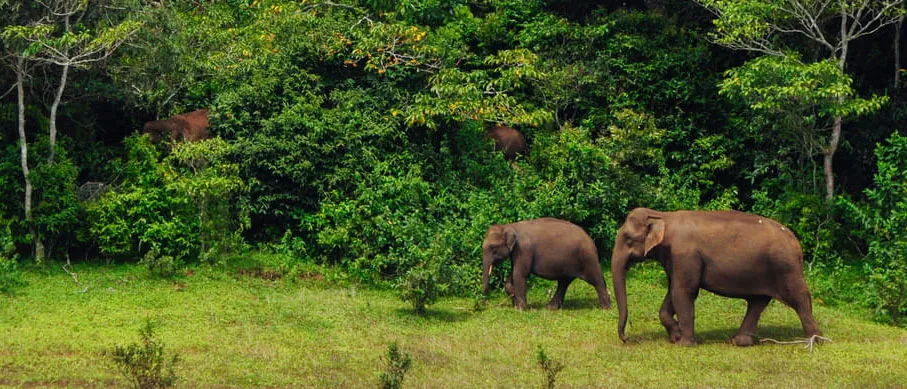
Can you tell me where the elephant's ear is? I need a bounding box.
[504,227,519,252]
[644,217,664,256]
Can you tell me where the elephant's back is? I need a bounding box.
[670,210,803,264]
[517,218,596,249]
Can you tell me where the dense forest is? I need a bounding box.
[1,0,905,324]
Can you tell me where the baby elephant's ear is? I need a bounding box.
[504,227,519,252]
[644,217,664,256]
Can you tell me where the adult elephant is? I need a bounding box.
[486,125,528,160]
[482,218,611,310]
[143,109,210,143]
[611,208,821,346]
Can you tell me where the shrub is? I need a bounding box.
[0,219,26,295]
[30,143,83,260]
[87,135,247,264]
[86,135,197,262]
[841,132,907,325]
[536,345,565,389]
[139,250,181,278]
[398,264,440,315]
[378,342,412,389]
[167,138,248,259]
[109,320,179,389]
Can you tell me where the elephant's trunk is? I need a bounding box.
[612,246,629,342]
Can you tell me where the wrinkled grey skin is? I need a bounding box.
[612,208,821,346]
[486,125,528,160]
[482,218,611,310]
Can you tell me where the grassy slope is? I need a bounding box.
[1,263,906,388]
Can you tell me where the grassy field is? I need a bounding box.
[1,261,906,388]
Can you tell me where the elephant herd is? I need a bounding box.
[146,111,820,346]
[142,110,529,159]
[481,210,823,347]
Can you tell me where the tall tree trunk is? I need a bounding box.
[15,57,44,261]
[48,62,69,164]
[824,9,849,202]
[824,115,842,201]
[896,16,904,89]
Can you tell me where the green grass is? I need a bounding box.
[1,261,906,388]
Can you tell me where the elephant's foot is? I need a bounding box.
[545,301,563,310]
[729,333,757,347]
[662,322,681,343]
[675,337,696,347]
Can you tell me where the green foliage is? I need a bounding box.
[378,342,412,389]
[405,49,552,128]
[167,138,248,259]
[109,319,179,389]
[86,135,196,262]
[87,135,246,264]
[722,56,886,129]
[841,132,907,324]
[30,142,83,259]
[536,345,565,389]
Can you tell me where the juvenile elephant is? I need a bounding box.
[486,125,528,160]
[143,109,210,143]
[611,208,822,346]
[482,218,612,310]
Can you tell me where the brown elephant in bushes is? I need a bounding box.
[143,109,210,143]
[611,208,822,346]
[486,125,528,160]
[482,217,611,310]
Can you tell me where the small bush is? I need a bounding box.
[139,250,182,278]
[0,255,25,296]
[378,342,412,389]
[109,320,179,389]
[398,264,440,314]
[536,345,565,389]
[0,220,26,295]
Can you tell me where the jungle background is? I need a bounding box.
[2,0,906,326]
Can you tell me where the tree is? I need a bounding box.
[2,1,43,259]
[4,0,140,163]
[1,0,140,260]
[699,0,904,200]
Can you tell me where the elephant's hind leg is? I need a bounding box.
[583,271,612,309]
[777,276,822,338]
[730,296,770,347]
[546,279,573,310]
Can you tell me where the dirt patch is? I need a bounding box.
[236,267,283,281]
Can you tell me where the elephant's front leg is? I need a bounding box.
[671,285,698,346]
[659,290,681,343]
[504,274,515,297]
[510,268,530,310]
